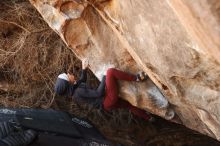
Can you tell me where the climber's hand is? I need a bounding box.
[82,58,89,69]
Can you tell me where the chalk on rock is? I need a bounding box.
[147,85,169,109]
[95,64,115,80]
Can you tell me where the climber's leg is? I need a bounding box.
[102,68,151,121]
[103,68,136,110]
[111,99,151,121]
[129,105,151,121]
[106,68,137,81]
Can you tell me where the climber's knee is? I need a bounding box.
[106,68,115,76]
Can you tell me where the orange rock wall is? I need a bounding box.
[30,0,220,140]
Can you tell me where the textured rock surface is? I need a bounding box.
[30,0,220,140]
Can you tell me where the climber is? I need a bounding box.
[54,59,152,121]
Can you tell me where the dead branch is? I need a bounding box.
[0,19,30,33]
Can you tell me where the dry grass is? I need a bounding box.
[0,0,84,108]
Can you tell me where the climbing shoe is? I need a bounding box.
[136,71,148,81]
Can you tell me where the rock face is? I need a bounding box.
[30,0,220,141]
